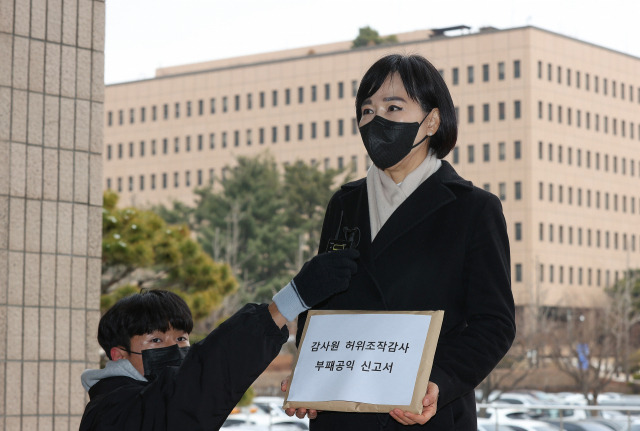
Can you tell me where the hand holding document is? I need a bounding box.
[283,310,443,414]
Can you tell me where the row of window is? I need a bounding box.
[538,142,640,177]
[537,223,638,252]
[451,140,522,164]
[446,60,521,85]
[480,181,522,201]
[107,81,359,126]
[514,262,621,288]
[539,182,640,214]
[106,98,525,161]
[106,119,360,160]
[105,156,367,193]
[454,101,522,124]
[537,101,639,141]
[537,60,640,103]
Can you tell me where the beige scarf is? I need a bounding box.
[366,150,441,240]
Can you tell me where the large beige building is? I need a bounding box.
[104,26,640,310]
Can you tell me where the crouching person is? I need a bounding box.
[79,249,359,431]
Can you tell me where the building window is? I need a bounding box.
[222,132,227,148]
[197,169,202,186]
[162,173,167,189]
[173,172,179,188]
[259,128,264,144]
[311,85,317,102]
[162,139,168,154]
[163,104,168,120]
[498,62,505,80]
[285,88,290,105]
[514,100,521,119]
[324,83,330,100]
[513,60,521,78]
[538,101,543,119]
[284,125,290,142]
[129,108,134,124]
[515,222,522,241]
[537,61,542,79]
[324,121,330,137]
[107,144,112,160]
[482,64,489,82]
[140,141,145,157]
[129,142,134,158]
[467,105,474,123]
[483,183,490,192]
[352,80,358,97]
[210,98,216,114]
[272,90,278,107]
[515,264,522,282]
[198,134,203,151]
[246,129,252,146]
[514,181,522,200]
[298,87,304,104]
[272,126,277,143]
[482,104,489,122]
[151,139,156,155]
[175,102,180,118]
[352,118,358,135]
[467,145,475,163]
[514,141,521,160]
[108,111,113,126]
[297,123,303,140]
[198,99,203,115]
[152,106,157,121]
[311,122,317,139]
[234,130,240,146]
[452,147,459,164]
[452,67,459,85]
[482,143,490,162]
[209,133,215,149]
[140,107,146,123]
[499,182,506,200]
[235,95,240,111]
[174,137,180,153]
[185,171,191,187]
[337,156,344,169]
[467,65,474,84]
[338,119,344,136]
[150,174,155,190]
[498,142,506,160]
[185,136,191,152]
[498,102,505,120]
[186,101,192,117]
[538,182,543,200]
[338,82,344,99]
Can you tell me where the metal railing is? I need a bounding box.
[477,402,640,429]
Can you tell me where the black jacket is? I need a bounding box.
[80,303,288,431]
[297,161,516,430]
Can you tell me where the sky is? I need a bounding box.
[105,0,640,85]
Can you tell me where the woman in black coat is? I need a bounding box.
[285,54,516,430]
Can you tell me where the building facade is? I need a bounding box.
[1,0,105,429]
[104,26,640,310]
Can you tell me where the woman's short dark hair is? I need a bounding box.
[355,54,458,159]
[98,289,193,359]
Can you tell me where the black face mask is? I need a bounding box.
[129,344,190,381]
[359,114,429,170]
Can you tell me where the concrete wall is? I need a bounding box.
[0,0,104,429]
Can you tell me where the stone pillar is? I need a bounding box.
[0,0,104,429]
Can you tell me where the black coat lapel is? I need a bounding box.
[370,161,470,260]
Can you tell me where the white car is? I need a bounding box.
[230,396,309,430]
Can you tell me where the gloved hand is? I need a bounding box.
[292,248,359,307]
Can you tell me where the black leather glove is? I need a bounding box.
[292,248,359,307]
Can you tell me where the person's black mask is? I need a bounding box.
[136,344,190,381]
[359,114,429,170]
